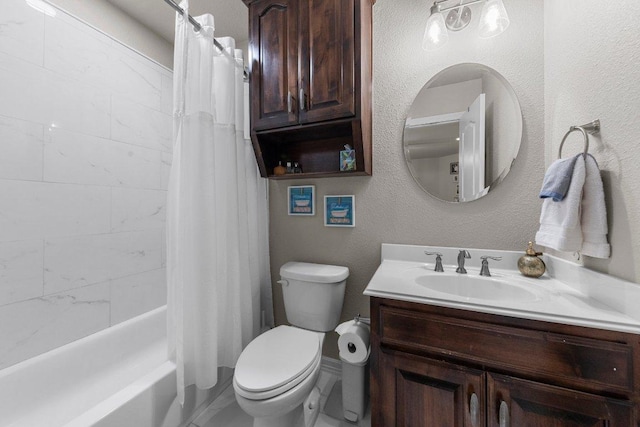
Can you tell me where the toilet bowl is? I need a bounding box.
[233,326,324,426]
[233,262,349,427]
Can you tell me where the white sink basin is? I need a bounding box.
[363,244,640,335]
[413,273,539,302]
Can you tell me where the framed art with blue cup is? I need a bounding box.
[288,185,315,216]
[324,195,355,227]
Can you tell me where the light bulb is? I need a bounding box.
[478,0,509,38]
[422,11,449,51]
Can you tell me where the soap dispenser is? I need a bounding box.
[517,242,546,278]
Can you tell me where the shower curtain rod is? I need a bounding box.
[163,0,249,81]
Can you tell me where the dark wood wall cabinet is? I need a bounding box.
[370,297,640,426]
[243,0,374,179]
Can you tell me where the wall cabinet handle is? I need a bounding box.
[299,88,306,111]
[287,91,292,113]
[499,401,509,427]
[469,393,479,427]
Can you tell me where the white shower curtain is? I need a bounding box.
[167,1,273,405]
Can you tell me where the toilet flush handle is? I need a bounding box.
[277,279,289,287]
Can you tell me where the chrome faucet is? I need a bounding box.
[424,251,444,272]
[456,250,471,274]
[480,256,502,277]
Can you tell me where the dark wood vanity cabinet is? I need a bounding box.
[243,0,373,178]
[370,297,639,426]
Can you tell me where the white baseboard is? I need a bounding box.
[321,356,342,377]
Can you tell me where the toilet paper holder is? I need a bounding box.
[336,313,371,423]
[354,314,370,325]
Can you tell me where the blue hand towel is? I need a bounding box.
[539,154,581,201]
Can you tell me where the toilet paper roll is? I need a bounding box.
[336,320,370,364]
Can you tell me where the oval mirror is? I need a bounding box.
[403,63,522,203]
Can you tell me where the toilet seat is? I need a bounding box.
[234,326,322,400]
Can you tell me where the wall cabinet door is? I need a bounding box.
[488,373,633,427]
[298,0,356,124]
[380,351,486,427]
[248,0,299,130]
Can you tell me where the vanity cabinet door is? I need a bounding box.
[487,373,633,427]
[378,350,486,427]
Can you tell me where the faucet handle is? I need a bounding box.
[480,256,502,276]
[424,251,444,272]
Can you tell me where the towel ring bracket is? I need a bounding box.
[558,119,600,159]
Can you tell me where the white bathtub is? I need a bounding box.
[0,306,231,427]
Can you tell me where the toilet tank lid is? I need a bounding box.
[280,262,349,283]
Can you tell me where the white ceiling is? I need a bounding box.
[106,0,248,44]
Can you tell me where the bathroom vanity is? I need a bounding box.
[365,244,640,426]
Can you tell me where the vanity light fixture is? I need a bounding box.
[422,0,509,51]
[422,3,449,51]
[25,0,57,17]
[478,0,510,38]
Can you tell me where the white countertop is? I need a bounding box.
[364,244,640,334]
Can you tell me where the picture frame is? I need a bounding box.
[450,161,459,175]
[324,195,355,227]
[288,185,315,216]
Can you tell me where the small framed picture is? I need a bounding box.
[450,162,459,175]
[288,185,315,216]
[324,195,355,227]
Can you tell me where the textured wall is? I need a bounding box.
[269,0,545,358]
[544,0,640,283]
[0,0,171,369]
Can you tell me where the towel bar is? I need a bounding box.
[558,119,600,159]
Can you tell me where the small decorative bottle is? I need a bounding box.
[273,161,286,176]
[286,161,293,174]
[517,242,546,278]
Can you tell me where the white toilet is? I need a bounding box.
[233,262,349,427]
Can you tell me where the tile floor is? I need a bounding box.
[190,367,371,427]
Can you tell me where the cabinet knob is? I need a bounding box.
[499,400,509,427]
[469,393,479,427]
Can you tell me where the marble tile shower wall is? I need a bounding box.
[0,1,173,370]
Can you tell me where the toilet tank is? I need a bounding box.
[279,262,349,332]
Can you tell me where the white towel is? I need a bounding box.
[535,155,586,252]
[581,155,610,258]
[535,154,610,258]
